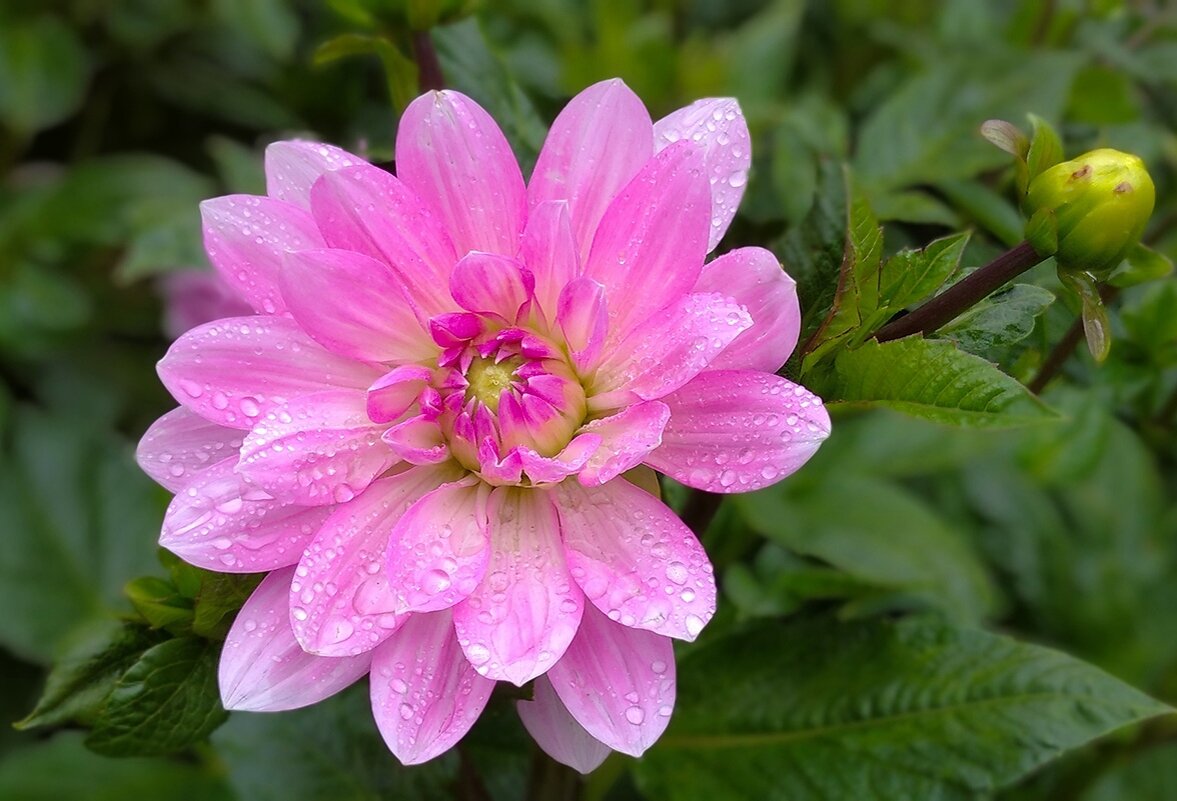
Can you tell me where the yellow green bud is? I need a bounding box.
[1023,148,1155,275]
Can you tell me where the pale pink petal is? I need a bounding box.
[237,389,398,506]
[452,488,583,686]
[450,252,534,320]
[547,605,675,757]
[158,316,380,429]
[576,402,669,486]
[583,142,711,346]
[200,195,325,315]
[387,480,491,613]
[518,676,611,774]
[161,457,331,572]
[645,370,830,492]
[370,610,495,764]
[159,270,253,338]
[557,478,715,641]
[518,200,579,322]
[281,248,437,364]
[396,90,527,257]
[367,365,434,424]
[290,465,461,656]
[589,293,751,410]
[654,98,751,252]
[310,164,458,319]
[137,407,244,492]
[382,416,450,465]
[264,140,366,209]
[516,434,601,485]
[694,247,800,372]
[220,567,370,711]
[529,79,653,263]
[557,277,607,374]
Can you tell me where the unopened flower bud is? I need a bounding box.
[1023,148,1155,274]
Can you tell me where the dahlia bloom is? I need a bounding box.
[137,79,829,771]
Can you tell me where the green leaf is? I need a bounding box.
[1081,741,1177,800]
[734,475,994,621]
[634,616,1171,801]
[210,0,300,62]
[16,623,167,731]
[314,33,419,112]
[937,179,1024,247]
[820,337,1057,427]
[870,189,959,226]
[213,682,456,801]
[1106,243,1174,288]
[0,406,165,663]
[0,16,90,135]
[940,283,1055,354]
[0,733,234,801]
[125,576,196,631]
[854,52,1081,193]
[1024,114,1065,190]
[86,637,228,757]
[192,571,265,639]
[879,232,971,315]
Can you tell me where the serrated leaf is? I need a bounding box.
[879,232,971,315]
[821,337,1057,427]
[734,475,994,621]
[86,637,228,756]
[192,571,265,639]
[16,623,167,731]
[213,682,456,801]
[941,283,1055,355]
[634,616,1171,801]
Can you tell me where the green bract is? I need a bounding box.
[1023,148,1156,275]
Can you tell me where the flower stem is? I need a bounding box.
[681,490,723,537]
[412,30,445,92]
[1027,285,1119,394]
[874,241,1044,343]
[526,745,582,801]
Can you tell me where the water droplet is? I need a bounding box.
[625,706,645,725]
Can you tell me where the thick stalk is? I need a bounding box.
[875,241,1044,343]
[412,30,445,92]
[526,746,582,801]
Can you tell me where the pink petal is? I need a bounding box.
[654,98,751,252]
[310,164,459,320]
[264,140,366,209]
[694,247,800,372]
[200,195,325,315]
[547,604,675,757]
[517,200,579,322]
[159,270,253,338]
[645,370,831,492]
[557,478,715,641]
[452,488,584,685]
[370,610,495,764]
[220,567,370,711]
[518,676,611,775]
[161,456,331,572]
[158,316,380,429]
[382,416,450,465]
[576,402,670,486]
[516,434,601,485]
[450,252,534,321]
[137,407,244,492]
[396,90,527,257]
[529,79,653,263]
[281,248,437,364]
[583,142,711,346]
[556,277,607,374]
[290,465,461,656]
[367,365,434,424]
[387,479,491,613]
[589,293,751,409]
[237,389,398,507]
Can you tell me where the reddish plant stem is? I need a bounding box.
[682,490,723,537]
[1027,285,1119,394]
[412,30,445,92]
[875,241,1043,343]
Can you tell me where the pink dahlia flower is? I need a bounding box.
[137,79,830,771]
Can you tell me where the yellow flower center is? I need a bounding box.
[466,356,521,412]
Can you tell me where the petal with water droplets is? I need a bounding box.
[518,200,579,323]
[576,402,669,486]
[518,675,611,774]
[137,407,244,493]
[237,389,398,506]
[546,605,675,757]
[161,457,331,573]
[370,610,495,765]
[387,480,491,613]
[220,567,371,711]
[450,252,535,321]
[290,465,461,657]
[264,140,366,209]
[557,478,714,641]
[452,487,583,686]
[645,369,830,492]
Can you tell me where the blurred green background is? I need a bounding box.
[1,1,1176,799]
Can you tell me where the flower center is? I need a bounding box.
[465,356,522,413]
